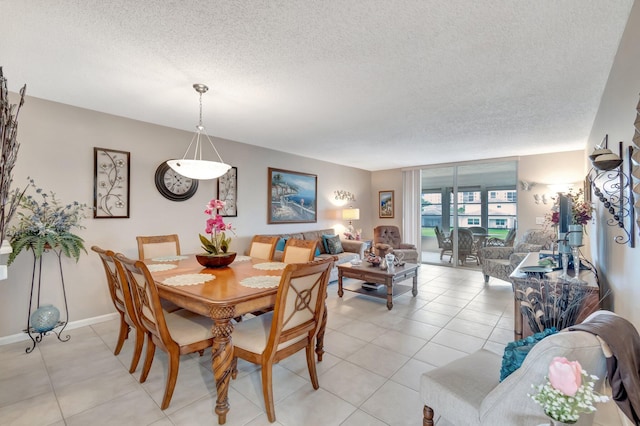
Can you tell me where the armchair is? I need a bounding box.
[434,226,453,261]
[479,228,555,284]
[373,225,419,263]
[420,311,616,426]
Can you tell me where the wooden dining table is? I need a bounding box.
[144,254,327,424]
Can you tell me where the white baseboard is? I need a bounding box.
[0,312,120,346]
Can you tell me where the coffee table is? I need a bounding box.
[337,262,419,310]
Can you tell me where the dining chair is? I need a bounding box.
[434,226,453,261]
[115,253,214,410]
[91,246,145,373]
[136,234,181,260]
[248,235,280,260]
[231,257,334,422]
[457,228,479,265]
[282,238,317,263]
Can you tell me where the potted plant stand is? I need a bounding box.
[24,247,70,353]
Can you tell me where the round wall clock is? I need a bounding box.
[154,162,198,201]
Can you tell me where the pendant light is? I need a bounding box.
[167,84,231,180]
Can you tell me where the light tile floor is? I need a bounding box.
[0,264,517,426]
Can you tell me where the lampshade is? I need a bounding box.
[166,159,231,180]
[167,83,231,180]
[342,208,360,221]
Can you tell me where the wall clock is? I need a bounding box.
[154,161,198,201]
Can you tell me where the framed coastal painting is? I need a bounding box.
[93,147,130,218]
[268,167,317,224]
[379,190,394,218]
[217,166,237,217]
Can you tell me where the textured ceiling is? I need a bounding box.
[0,1,634,171]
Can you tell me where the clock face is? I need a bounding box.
[154,162,198,201]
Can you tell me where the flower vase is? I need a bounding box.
[196,252,236,268]
[567,225,583,246]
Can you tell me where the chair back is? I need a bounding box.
[373,225,402,249]
[457,228,475,256]
[249,235,280,260]
[282,238,317,263]
[435,226,452,248]
[136,234,180,260]
[503,228,516,246]
[467,226,487,235]
[91,246,141,329]
[116,253,173,348]
[266,257,334,357]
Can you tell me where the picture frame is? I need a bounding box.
[217,166,237,217]
[93,147,130,218]
[268,167,317,224]
[379,190,394,218]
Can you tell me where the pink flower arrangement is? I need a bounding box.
[547,188,594,227]
[199,199,235,255]
[530,357,608,423]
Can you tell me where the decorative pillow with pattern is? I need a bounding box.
[325,235,344,255]
[499,327,558,381]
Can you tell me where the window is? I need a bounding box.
[489,191,497,199]
[462,192,475,203]
[495,219,506,227]
[506,191,517,202]
[467,218,480,225]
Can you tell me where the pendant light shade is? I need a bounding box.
[167,84,231,180]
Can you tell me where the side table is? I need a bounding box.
[509,252,600,340]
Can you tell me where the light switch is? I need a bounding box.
[535,217,545,225]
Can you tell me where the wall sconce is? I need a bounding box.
[342,207,360,234]
[588,136,635,247]
[334,190,355,202]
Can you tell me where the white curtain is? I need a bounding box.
[402,169,421,255]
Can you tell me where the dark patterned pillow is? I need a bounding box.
[325,235,344,255]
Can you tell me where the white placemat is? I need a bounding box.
[151,255,189,262]
[253,262,286,271]
[147,263,177,272]
[161,273,214,286]
[240,276,281,288]
[233,255,252,262]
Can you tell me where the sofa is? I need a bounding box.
[254,229,366,282]
[478,228,556,284]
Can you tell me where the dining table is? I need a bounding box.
[144,254,328,424]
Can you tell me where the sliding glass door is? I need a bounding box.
[421,160,517,267]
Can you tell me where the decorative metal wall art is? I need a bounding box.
[93,148,130,218]
[588,137,635,247]
[217,166,237,217]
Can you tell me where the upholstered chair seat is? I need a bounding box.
[421,311,623,426]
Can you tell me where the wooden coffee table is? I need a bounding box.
[337,262,419,310]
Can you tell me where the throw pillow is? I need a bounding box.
[315,245,321,257]
[325,235,344,255]
[275,237,288,251]
[499,327,558,382]
[322,234,336,252]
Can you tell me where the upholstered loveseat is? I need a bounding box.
[254,229,366,282]
[478,228,556,284]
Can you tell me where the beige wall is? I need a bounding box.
[0,96,372,338]
[586,0,640,330]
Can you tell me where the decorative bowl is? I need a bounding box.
[592,153,623,171]
[195,252,236,268]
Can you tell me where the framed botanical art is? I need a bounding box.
[93,147,130,218]
[268,167,317,224]
[217,166,237,217]
[379,190,394,218]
